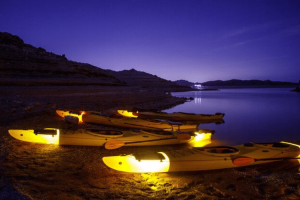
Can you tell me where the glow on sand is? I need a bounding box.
[102,152,170,173]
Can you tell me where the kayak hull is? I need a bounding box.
[56,110,198,131]
[103,142,300,172]
[8,128,212,147]
[117,110,225,122]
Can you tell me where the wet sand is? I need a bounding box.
[1,86,300,200]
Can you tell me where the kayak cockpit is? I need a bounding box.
[134,152,166,162]
[34,129,57,135]
[244,142,290,148]
[85,129,124,138]
[194,146,239,155]
[141,129,174,136]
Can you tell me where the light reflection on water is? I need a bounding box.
[164,88,300,146]
[194,97,201,104]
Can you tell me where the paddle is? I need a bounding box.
[105,133,191,150]
[232,157,300,166]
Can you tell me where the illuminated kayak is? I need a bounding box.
[56,110,198,131]
[117,110,225,122]
[103,142,300,172]
[8,128,213,148]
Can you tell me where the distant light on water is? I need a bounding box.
[194,84,202,89]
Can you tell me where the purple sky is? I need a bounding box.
[1,0,300,83]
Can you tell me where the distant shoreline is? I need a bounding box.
[197,85,296,90]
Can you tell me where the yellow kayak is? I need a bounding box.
[117,110,225,122]
[56,110,198,131]
[103,142,300,172]
[8,128,212,148]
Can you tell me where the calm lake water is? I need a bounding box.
[164,88,300,146]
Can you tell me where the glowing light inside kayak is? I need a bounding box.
[78,111,85,122]
[69,112,84,123]
[194,132,211,142]
[44,129,60,144]
[103,152,170,173]
[281,141,300,158]
[9,128,60,145]
[280,141,300,173]
[117,110,138,118]
[192,132,212,147]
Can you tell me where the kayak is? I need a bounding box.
[117,110,225,122]
[102,142,300,172]
[8,128,212,148]
[56,110,198,131]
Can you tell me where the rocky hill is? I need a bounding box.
[1,32,191,92]
[0,32,191,91]
[108,69,191,91]
[174,79,194,87]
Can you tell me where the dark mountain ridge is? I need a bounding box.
[0,32,123,86]
[0,32,190,91]
[174,79,194,87]
[107,69,189,91]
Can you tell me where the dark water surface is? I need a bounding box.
[164,88,300,146]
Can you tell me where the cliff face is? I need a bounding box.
[0,32,124,86]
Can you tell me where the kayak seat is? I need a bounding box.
[210,149,218,153]
[221,149,234,153]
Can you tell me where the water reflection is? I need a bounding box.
[165,88,300,146]
[194,97,201,104]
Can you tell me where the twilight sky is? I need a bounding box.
[1,0,300,83]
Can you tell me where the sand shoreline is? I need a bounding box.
[1,86,300,200]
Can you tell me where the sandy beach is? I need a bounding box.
[1,86,300,200]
